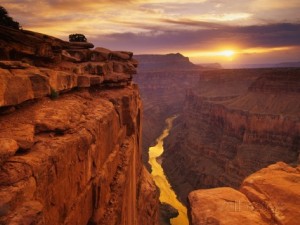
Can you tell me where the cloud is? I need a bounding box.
[159,18,231,29]
[1,0,300,64]
[251,0,300,10]
[140,0,207,3]
[232,23,300,48]
[85,22,300,60]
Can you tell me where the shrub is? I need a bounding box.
[50,87,59,99]
[69,33,87,42]
[0,6,20,29]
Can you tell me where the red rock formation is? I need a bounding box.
[0,24,137,108]
[162,68,300,204]
[0,26,159,225]
[188,162,300,225]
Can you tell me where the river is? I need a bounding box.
[148,116,189,225]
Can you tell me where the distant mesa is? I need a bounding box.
[197,63,222,69]
[274,61,300,68]
[232,61,300,69]
[135,53,223,72]
[135,53,202,72]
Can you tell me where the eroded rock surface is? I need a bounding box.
[189,187,268,225]
[0,25,159,225]
[0,25,137,108]
[163,68,300,204]
[188,162,300,225]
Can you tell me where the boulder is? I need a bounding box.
[188,162,300,225]
[240,162,300,225]
[188,187,268,225]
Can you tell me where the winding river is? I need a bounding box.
[148,116,188,225]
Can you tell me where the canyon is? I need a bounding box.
[0,25,159,225]
[133,53,201,167]
[135,54,299,224]
[162,68,300,205]
[0,23,299,225]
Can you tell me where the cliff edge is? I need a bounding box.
[0,25,159,225]
[188,162,300,225]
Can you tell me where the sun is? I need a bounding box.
[218,50,235,57]
[184,49,237,62]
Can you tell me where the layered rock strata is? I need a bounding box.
[163,68,300,204]
[133,55,201,167]
[0,25,138,108]
[188,162,300,225]
[0,25,159,225]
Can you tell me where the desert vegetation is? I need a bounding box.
[0,6,20,29]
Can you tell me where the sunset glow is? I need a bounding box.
[185,45,298,65]
[218,50,235,57]
[241,46,293,54]
[1,0,300,66]
[186,49,236,58]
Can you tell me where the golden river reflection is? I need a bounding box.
[149,116,189,225]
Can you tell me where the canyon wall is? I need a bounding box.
[133,54,201,166]
[0,25,159,225]
[188,162,300,225]
[163,68,300,204]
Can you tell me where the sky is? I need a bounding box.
[2,0,300,66]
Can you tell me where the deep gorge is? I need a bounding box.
[0,25,299,225]
[162,69,300,204]
[148,116,188,225]
[136,55,300,224]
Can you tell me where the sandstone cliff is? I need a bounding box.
[162,68,300,204]
[188,162,300,225]
[0,25,159,225]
